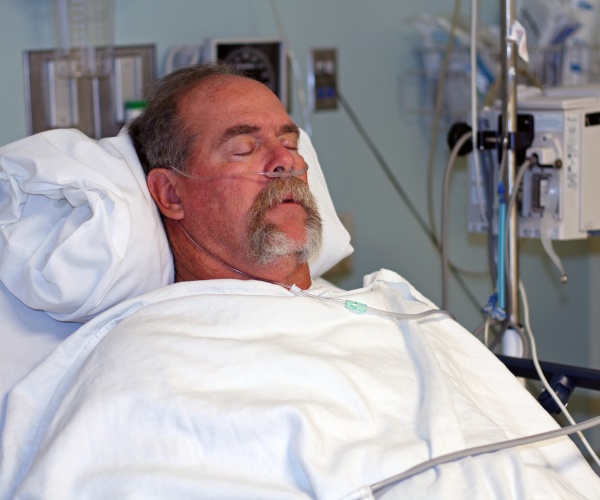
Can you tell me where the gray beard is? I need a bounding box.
[246,177,323,266]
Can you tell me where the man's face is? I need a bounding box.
[174,75,321,273]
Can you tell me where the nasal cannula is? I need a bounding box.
[170,164,309,181]
[289,285,452,322]
[177,221,452,323]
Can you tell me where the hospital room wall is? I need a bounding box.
[0,2,597,373]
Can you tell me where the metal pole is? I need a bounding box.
[501,0,520,326]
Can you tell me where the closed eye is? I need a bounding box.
[281,136,299,151]
[227,137,257,158]
[233,149,253,157]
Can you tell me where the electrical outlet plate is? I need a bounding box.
[308,48,338,111]
[24,44,155,139]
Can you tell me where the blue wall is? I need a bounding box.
[2,0,598,375]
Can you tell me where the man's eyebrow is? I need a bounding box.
[217,124,261,148]
[280,123,300,137]
[216,122,300,148]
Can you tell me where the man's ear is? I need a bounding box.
[146,168,185,220]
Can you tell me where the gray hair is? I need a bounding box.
[127,63,242,175]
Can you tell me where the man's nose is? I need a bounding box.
[264,141,308,180]
[266,141,296,172]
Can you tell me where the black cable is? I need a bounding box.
[336,89,483,318]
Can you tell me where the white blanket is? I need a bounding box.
[1,269,598,499]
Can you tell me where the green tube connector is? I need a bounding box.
[344,300,368,314]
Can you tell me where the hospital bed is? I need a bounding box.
[0,127,351,428]
[0,129,599,499]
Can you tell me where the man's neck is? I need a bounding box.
[167,220,312,289]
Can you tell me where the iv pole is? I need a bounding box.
[500,0,523,354]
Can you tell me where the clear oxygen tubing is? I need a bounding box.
[441,130,474,311]
[426,0,463,247]
[337,415,600,499]
[268,0,313,137]
[471,317,502,347]
[169,164,309,182]
[518,279,600,468]
[335,90,483,318]
[290,286,454,323]
[539,176,568,283]
[176,221,453,324]
[176,221,291,289]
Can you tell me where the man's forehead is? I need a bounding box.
[179,75,248,110]
[182,75,288,119]
[194,74,270,101]
[178,75,300,153]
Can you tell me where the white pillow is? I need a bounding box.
[0,128,352,322]
[300,129,354,277]
[0,129,173,322]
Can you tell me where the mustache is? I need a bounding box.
[247,176,320,223]
[246,177,323,265]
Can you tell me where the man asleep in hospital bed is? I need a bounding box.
[0,63,599,499]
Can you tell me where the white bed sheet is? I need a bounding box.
[1,269,598,499]
[0,126,354,438]
[0,281,79,433]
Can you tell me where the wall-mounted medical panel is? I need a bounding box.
[308,48,338,112]
[24,44,155,139]
[467,87,600,240]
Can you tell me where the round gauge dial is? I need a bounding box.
[224,46,277,93]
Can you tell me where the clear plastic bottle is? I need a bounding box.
[51,0,115,78]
